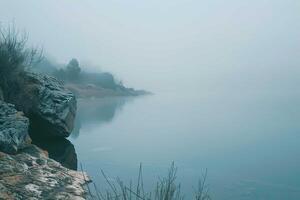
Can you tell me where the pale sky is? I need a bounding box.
[0,0,299,92]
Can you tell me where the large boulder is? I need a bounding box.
[6,72,77,138]
[0,101,31,154]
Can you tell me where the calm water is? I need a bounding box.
[56,90,300,199]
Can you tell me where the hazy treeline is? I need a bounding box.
[33,57,125,90]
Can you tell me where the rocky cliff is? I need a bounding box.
[0,72,89,199]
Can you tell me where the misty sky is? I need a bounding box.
[0,0,299,93]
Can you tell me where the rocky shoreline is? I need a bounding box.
[0,71,90,199]
[0,144,90,200]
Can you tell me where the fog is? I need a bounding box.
[0,0,299,93]
[2,1,300,198]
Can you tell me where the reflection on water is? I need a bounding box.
[71,97,133,139]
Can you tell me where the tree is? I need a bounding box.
[66,58,81,81]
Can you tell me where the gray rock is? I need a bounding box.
[0,101,31,154]
[0,144,90,200]
[8,72,77,138]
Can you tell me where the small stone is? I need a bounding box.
[36,158,46,166]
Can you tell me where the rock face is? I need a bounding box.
[8,72,77,138]
[0,144,90,200]
[0,101,31,154]
[0,87,3,101]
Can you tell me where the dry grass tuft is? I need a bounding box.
[82,162,211,200]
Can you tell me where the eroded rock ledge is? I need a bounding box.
[0,145,90,200]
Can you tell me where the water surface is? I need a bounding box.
[69,91,300,199]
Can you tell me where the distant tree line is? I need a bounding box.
[34,57,124,90]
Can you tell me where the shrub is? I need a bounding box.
[66,58,81,81]
[0,25,42,89]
